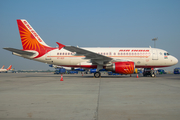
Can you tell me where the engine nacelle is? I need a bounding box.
[105,61,135,74]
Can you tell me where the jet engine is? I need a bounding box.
[105,61,135,74]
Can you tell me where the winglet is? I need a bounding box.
[56,42,65,50]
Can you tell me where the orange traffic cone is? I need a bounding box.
[136,74,139,78]
[60,74,63,81]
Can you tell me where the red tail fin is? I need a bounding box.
[1,65,5,69]
[7,65,12,70]
[17,19,56,58]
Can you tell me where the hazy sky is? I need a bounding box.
[0,0,180,71]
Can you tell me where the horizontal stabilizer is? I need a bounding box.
[3,48,35,56]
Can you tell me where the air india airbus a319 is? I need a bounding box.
[4,19,178,77]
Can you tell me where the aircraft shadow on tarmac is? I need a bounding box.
[24,73,180,79]
[25,74,134,78]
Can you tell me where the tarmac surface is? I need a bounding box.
[0,73,180,120]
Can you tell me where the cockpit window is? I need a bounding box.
[164,53,170,56]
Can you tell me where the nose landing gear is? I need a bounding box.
[143,68,156,77]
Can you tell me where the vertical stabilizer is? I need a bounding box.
[17,19,49,48]
[7,65,12,70]
[16,19,56,58]
[1,65,5,69]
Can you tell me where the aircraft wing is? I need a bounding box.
[3,48,35,56]
[64,45,113,65]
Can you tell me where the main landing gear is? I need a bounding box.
[94,72,101,78]
[143,68,156,77]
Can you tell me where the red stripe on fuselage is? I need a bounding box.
[59,65,170,69]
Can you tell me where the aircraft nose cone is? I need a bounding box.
[175,57,178,64]
[173,57,178,65]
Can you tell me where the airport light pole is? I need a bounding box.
[152,37,158,48]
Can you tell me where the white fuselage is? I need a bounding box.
[0,69,8,72]
[29,47,178,69]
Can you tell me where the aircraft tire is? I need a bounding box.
[94,72,101,78]
[151,72,156,77]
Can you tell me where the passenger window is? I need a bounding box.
[164,53,167,56]
[160,52,162,55]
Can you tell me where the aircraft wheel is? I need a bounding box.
[94,72,101,78]
[151,72,156,77]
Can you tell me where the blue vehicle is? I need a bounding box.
[89,69,106,74]
[74,68,85,71]
[108,72,121,75]
[54,68,66,74]
[174,68,180,74]
[89,69,97,73]
[68,71,78,74]
[157,69,166,74]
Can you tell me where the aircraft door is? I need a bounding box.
[152,49,158,60]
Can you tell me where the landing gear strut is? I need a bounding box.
[94,72,101,78]
[150,71,156,77]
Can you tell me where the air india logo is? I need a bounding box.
[23,21,43,42]
[18,21,45,52]
[17,20,56,58]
